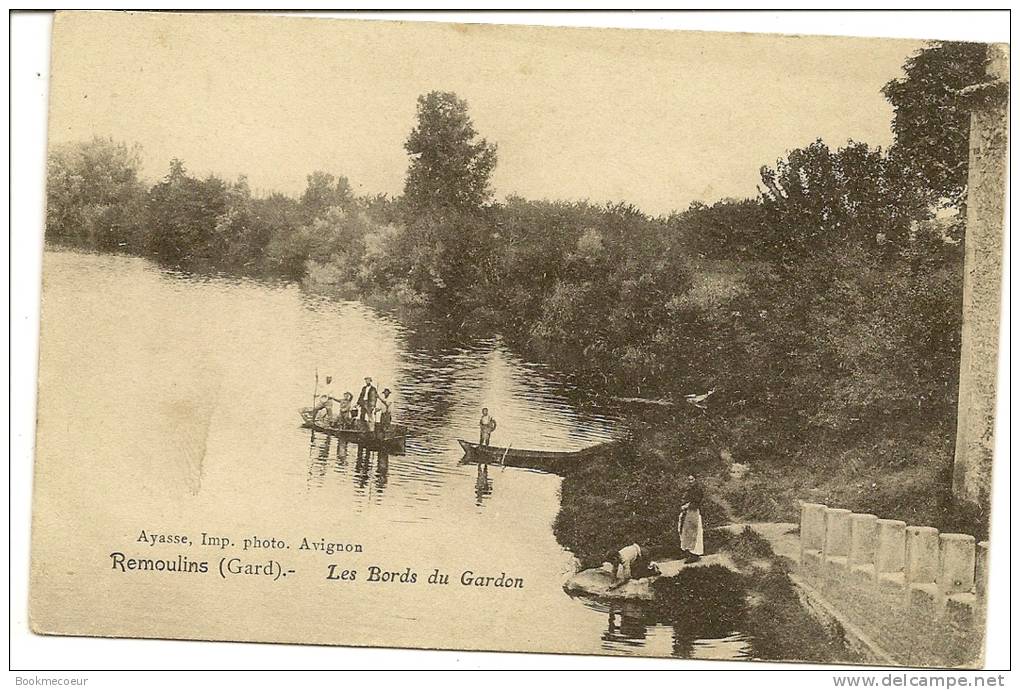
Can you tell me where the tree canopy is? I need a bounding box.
[403,91,497,214]
[46,137,147,250]
[882,41,989,208]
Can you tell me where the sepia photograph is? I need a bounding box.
[13,9,1010,674]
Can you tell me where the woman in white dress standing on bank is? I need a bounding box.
[679,474,705,561]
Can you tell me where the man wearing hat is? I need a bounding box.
[356,376,379,431]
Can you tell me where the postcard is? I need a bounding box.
[29,11,1007,666]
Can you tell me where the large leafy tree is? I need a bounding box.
[46,137,147,250]
[403,91,497,213]
[882,41,989,208]
[209,176,288,270]
[144,159,228,263]
[401,92,498,309]
[758,139,927,262]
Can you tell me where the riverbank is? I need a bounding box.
[565,525,863,664]
[553,419,987,573]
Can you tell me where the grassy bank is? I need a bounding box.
[555,414,987,571]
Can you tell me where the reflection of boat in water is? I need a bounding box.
[457,439,613,474]
[301,420,407,454]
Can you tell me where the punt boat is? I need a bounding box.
[301,418,407,454]
[457,439,614,474]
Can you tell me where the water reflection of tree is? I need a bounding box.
[392,355,463,439]
[388,323,492,450]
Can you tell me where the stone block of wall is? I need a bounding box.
[905,526,939,585]
[939,534,976,596]
[849,513,878,568]
[875,519,906,575]
[823,509,852,589]
[799,503,827,580]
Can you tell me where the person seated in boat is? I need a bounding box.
[357,377,378,431]
[605,543,660,587]
[377,388,393,435]
[334,392,354,429]
[678,473,705,562]
[479,408,497,446]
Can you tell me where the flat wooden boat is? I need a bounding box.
[301,419,407,453]
[457,439,613,474]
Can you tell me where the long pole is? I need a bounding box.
[311,368,319,427]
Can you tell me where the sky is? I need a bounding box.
[48,12,926,216]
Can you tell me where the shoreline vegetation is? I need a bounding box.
[46,40,990,569]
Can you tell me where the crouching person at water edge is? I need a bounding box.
[606,543,660,588]
[679,474,704,562]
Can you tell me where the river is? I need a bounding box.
[32,249,756,660]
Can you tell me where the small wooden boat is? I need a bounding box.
[458,439,614,474]
[301,420,407,454]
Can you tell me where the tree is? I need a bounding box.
[882,41,989,208]
[46,137,147,250]
[300,171,354,221]
[758,140,927,262]
[403,91,497,213]
[399,92,499,308]
[144,159,228,262]
[209,176,282,269]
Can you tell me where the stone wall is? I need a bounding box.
[797,503,987,667]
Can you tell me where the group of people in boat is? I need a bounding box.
[302,375,395,434]
[605,473,705,587]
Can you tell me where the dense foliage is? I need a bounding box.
[46,138,148,251]
[46,44,990,534]
[882,41,989,209]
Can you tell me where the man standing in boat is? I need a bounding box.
[479,407,497,447]
[377,388,393,436]
[678,474,705,562]
[357,377,379,431]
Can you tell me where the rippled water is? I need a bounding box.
[33,249,757,659]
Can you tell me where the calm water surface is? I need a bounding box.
[35,249,755,659]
